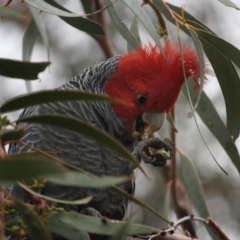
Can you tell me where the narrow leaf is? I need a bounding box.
[187,29,205,117]
[47,211,159,236]
[0,90,118,113]
[127,16,141,52]
[22,20,38,62]
[180,152,219,240]
[47,171,129,188]
[0,128,24,142]
[25,0,91,17]
[0,58,50,80]
[0,7,27,19]
[122,0,164,54]
[81,0,93,20]
[196,30,240,70]
[218,0,240,10]
[0,153,64,181]
[180,153,210,217]
[22,19,39,93]
[15,199,52,240]
[28,5,49,59]
[153,1,214,35]
[17,114,144,174]
[182,82,240,175]
[198,35,240,141]
[44,0,104,35]
[103,0,139,50]
[18,182,92,205]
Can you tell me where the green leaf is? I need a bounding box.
[196,30,240,71]
[47,211,159,236]
[18,182,92,205]
[22,20,38,62]
[197,34,240,141]
[15,199,52,240]
[81,0,93,20]
[218,0,240,10]
[103,0,139,50]
[25,0,92,17]
[162,185,171,228]
[0,7,28,19]
[187,29,205,117]
[47,214,90,240]
[0,153,64,182]
[180,153,209,216]
[28,5,49,59]
[0,58,50,80]
[122,0,164,54]
[22,19,39,93]
[153,1,213,34]
[182,82,240,175]
[127,16,141,52]
[44,0,104,35]
[0,128,24,142]
[17,114,144,174]
[47,171,129,188]
[0,90,118,113]
[180,152,219,240]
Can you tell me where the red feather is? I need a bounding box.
[105,42,201,128]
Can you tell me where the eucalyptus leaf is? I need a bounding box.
[187,29,205,117]
[122,0,164,55]
[103,0,139,49]
[0,90,118,113]
[180,153,219,240]
[127,16,141,52]
[198,35,240,141]
[0,128,25,142]
[47,211,159,236]
[0,59,50,80]
[47,171,129,188]
[182,82,240,174]
[18,182,92,205]
[218,0,240,10]
[44,0,104,35]
[0,153,64,181]
[28,5,50,59]
[0,7,27,19]
[22,20,38,62]
[22,19,38,92]
[15,199,52,240]
[25,0,91,17]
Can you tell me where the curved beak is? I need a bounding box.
[129,112,166,141]
[142,112,166,136]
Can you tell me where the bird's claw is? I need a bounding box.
[136,137,173,167]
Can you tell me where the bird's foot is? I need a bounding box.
[134,137,173,167]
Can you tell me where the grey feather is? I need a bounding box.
[8,55,136,223]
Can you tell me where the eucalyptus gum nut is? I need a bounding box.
[156,149,170,159]
[41,179,47,185]
[38,184,45,189]
[8,209,17,214]
[11,225,21,232]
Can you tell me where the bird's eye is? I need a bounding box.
[137,94,147,105]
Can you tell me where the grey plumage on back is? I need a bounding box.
[9,55,136,220]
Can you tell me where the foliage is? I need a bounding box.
[0,0,239,239]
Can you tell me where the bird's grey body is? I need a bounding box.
[9,56,136,220]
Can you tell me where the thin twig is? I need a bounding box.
[142,0,168,38]
[89,0,115,58]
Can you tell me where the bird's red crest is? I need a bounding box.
[105,42,202,127]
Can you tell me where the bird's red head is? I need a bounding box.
[105,42,201,135]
